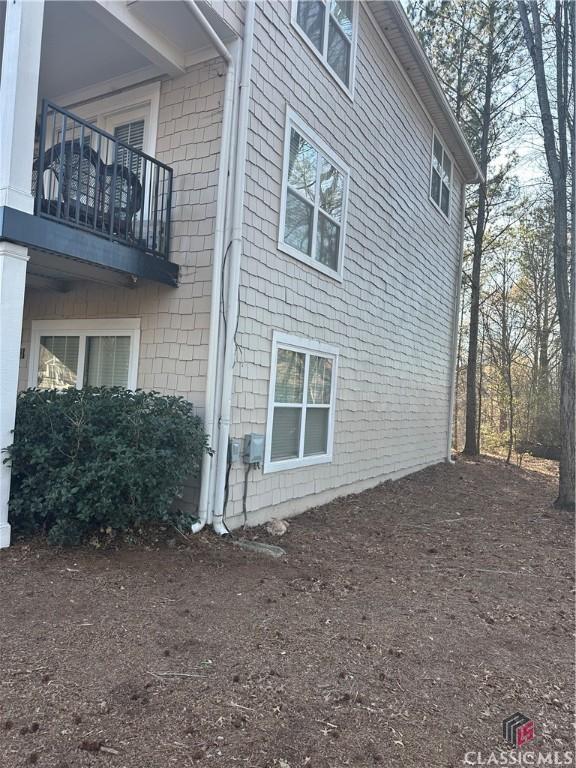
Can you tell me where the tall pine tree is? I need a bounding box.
[409,0,527,455]
[518,1,575,509]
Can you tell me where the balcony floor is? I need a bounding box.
[0,207,178,287]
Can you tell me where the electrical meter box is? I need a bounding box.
[228,438,241,463]
[243,433,264,464]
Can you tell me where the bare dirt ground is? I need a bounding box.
[0,455,573,768]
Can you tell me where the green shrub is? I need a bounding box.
[4,388,208,545]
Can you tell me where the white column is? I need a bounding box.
[0,244,29,548]
[0,0,44,214]
[0,0,43,547]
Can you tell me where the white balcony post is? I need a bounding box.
[0,0,44,214]
[0,0,42,547]
[0,243,29,548]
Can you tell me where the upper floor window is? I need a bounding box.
[61,83,160,160]
[113,118,146,175]
[292,0,357,91]
[279,110,349,280]
[430,134,452,218]
[113,119,145,152]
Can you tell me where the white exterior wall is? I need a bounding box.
[223,1,465,526]
[19,57,226,414]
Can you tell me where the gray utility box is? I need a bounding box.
[229,438,241,463]
[243,433,265,465]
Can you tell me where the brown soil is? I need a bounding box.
[0,455,573,767]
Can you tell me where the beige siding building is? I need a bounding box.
[0,0,479,548]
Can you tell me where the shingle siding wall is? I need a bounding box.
[18,1,466,527]
[19,58,226,417]
[223,1,465,526]
[206,0,245,38]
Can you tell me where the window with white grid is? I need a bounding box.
[430,133,452,218]
[29,319,140,391]
[292,0,357,92]
[279,110,349,280]
[264,333,338,473]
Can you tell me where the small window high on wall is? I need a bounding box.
[29,319,140,390]
[430,133,452,218]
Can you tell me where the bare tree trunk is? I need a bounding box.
[477,321,486,455]
[566,0,576,507]
[525,227,555,444]
[554,0,575,507]
[558,349,575,504]
[529,317,540,441]
[464,3,495,455]
[518,0,575,508]
[506,361,515,464]
[454,292,466,451]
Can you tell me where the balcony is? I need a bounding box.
[33,101,173,262]
[0,98,178,286]
[0,0,242,289]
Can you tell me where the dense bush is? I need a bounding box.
[5,388,208,545]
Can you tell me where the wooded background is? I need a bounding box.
[409,0,575,508]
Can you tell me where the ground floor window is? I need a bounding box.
[29,319,140,390]
[264,332,338,473]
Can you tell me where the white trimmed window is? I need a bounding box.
[264,333,338,473]
[61,83,161,160]
[430,133,452,218]
[279,111,349,280]
[29,319,140,391]
[292,0,357,92]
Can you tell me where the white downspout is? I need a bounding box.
[446,180,467,463]
[206,99,238,526]
[211,0,256,534]
[184,1,235,534]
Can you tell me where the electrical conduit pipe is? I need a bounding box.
[184,1,236,533]
[210,0,256,534]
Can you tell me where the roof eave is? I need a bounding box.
[370,1,483,185]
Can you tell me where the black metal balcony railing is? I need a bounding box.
[32,100,173,260]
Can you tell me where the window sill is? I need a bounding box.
[263,452,333,474]
[277,241,344,283]
[429,194,451,222]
